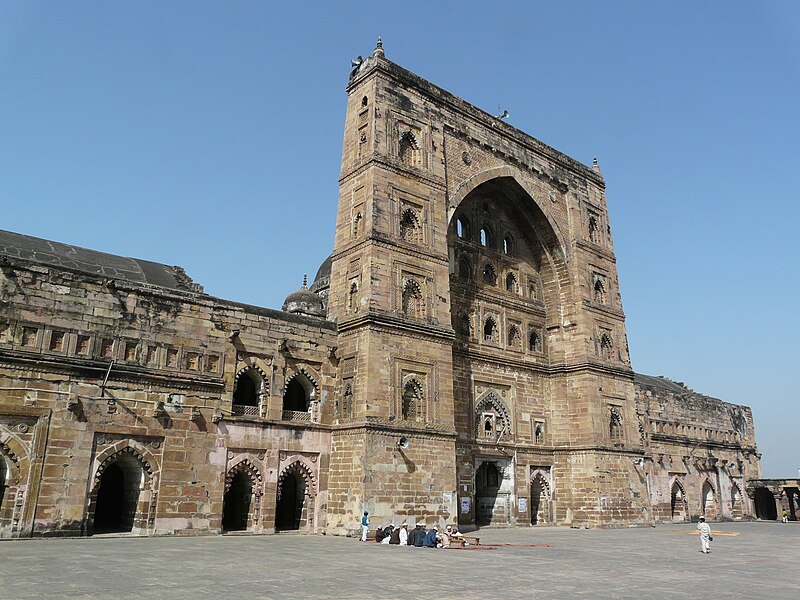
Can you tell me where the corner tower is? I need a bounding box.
[325,41,458,533]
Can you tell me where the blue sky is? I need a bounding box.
[2,1,798,477]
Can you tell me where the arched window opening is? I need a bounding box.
[529,282,539,300]
[609,407,623,441]
[283,377,311,414]
[483,317,498,343]
[402,380,424,421]
[534,422,544,444]
[508,326,520,348]
[456,217,470,240]
[528,330,542,352]
[480,226,492,248]
[400,209,420,243]
[503,236,513,255]
[399,131,421,167]
[361,95,368,107]
[505,272,518,293]
[353,212,363,237]
[482,263,496,285]
[594,278,607,304]
[233,371,259,408]
[588,214,600,244]
[222,470,254,532]
[458,256,472,281]
[600,333,614,360]
[457,314,471,337]
[341,384,353,418]
[348,282,358,312]
[402,279,423,318]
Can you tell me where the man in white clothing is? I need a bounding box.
[399,522,408,546]
[697,515,712,554]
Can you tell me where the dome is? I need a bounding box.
[310,254,332,292]
[282,275,325,318]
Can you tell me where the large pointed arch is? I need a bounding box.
[447,167,569,264]
[475,390,512,439]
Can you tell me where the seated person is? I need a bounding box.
[423,524,439,548]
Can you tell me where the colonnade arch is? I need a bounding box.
[87,440,158,535]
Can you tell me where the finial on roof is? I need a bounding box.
[302,273,308,288]
[374,36,384,58]
[592,156,601,174]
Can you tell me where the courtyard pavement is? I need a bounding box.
[0,522,797,599]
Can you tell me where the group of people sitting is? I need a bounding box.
[375,522,464,548]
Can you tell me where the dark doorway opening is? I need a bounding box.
[283,379,309,412]
[475,462,501,526]
[753,487,777,520]
[93,461,138,533]
[222,471,253,532]
[275,471,306,531]
[0,457,6,520]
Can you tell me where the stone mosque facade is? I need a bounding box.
[0,44,766,538]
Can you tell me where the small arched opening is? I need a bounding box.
[508,326,520,349]
[753,487,777,520]
[482,263,496,285]
[505,272,518,293]
[400,209,421,243]
[399,131,421,167]
[233,369,260,416]
[283,372,315,416]
[456,216,470,240]
[222,470,254,532]
[528,329,542,352]
[92,454,144,534]
[458,256,472,281]
[402,379,424,421]
[670,481,687,521]
[402,279,423,318]
[594,278,607,304]
[530,473,551,525]
[276,467,308,531]
[483,317,498,343]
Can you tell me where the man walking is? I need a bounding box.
[697,515,712,554]
[361,511,370,542]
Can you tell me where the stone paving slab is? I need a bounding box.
[0,522,798,599]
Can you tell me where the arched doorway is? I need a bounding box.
[232,369,260,416]
[530,473,551,525]
[475,461,502,526]
[275,471,306,531]
[730,484,743,520]
[93,454,143,534]
[222,471,253,532]
[701,481,717,520]
[0,456,6,524]
[753,487,777,520]
[670,481,687,522]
